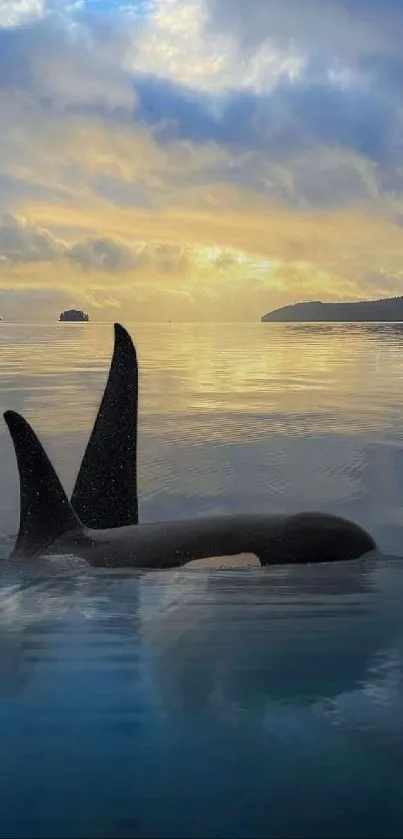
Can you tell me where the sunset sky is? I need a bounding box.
[2,0,403,320]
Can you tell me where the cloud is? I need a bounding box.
[3,194,403,323]
[0,0,47,28]
[0,0,401,191]
[65,236,134,272]
[0,213,61,262]
[130,0,304,94]
[130,0,403,169]
[130,0,403,105]
[0,215,193,281]
[0,11,136,111]
[204,0,403,64]
[0,213,135,272]
[1,0,403,321]
[132,71,403,170]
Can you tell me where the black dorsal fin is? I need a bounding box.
[70,322,139,529]
[4,410,82,559]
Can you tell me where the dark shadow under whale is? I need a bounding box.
[70,323,139,529]
[4,410,376,567]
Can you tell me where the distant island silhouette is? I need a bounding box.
[261,296,403,322]
[59,309,89,322]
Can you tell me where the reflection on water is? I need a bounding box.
[1,323,403,836]
[0,562,403,837]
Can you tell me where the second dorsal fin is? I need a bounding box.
[71,323,139,529]
[4,410,83,559]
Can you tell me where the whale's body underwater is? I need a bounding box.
[3,324,376,568]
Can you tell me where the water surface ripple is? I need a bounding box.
[1,323,403,836]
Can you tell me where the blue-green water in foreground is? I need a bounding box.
[1,322,403,837]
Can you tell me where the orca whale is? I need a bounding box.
[4,410,376,567]
[70,323,139,529]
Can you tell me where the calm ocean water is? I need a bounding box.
[1,321,403,837]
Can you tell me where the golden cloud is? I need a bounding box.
[1,102,403,321]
